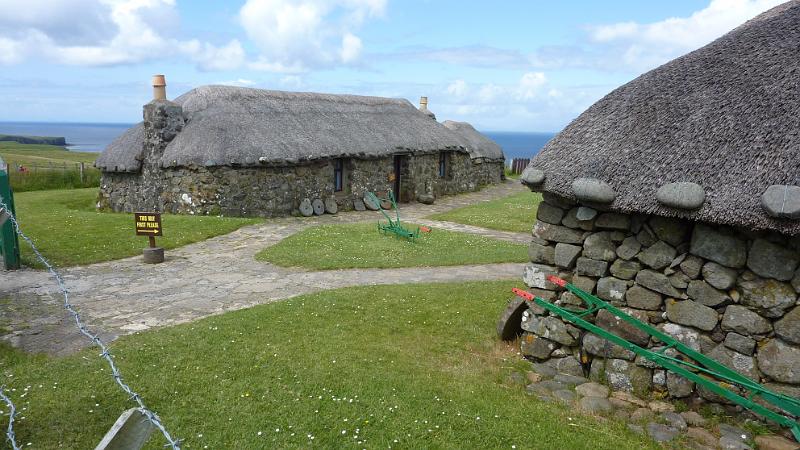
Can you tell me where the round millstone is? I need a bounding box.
[312,198,325,215]
[656,182,705,210]
[363,195,380,211]
[761,185,800,219]
[299,198,314,216]
[142,247,164,264]
[353,198,366,211]
[324,198,338,214]
[521,167,545,186]
[571,177,616,204]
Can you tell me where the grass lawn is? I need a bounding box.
[256,222,529,269]
[0,281,657,449]
[429,191,543,233]
[1,142,101,191]
[13,188,260,268]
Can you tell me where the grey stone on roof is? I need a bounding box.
[97,86,479,172]
[442,120,505,162]
[523,1,800,234]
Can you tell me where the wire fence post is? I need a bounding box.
[0,386,20,450]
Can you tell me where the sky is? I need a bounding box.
[0,0,788,131]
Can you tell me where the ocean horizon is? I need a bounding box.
[0,121,556,160]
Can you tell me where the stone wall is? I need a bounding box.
[519,192,800,402]
[98,155,503,217]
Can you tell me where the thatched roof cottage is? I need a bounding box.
[96,81,505,216]
[518,1,800,402]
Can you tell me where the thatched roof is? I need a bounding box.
[96,86,484,172]
[443,121,505,162]
[525,0,800,235]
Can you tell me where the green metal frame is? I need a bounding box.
[513,276,800,442]
[0,156,20,270]
[366,190,420,240]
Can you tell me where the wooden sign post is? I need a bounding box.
[135,212,164,264]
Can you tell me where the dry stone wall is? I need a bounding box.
[520,192,800,402]
[98,156,503,217]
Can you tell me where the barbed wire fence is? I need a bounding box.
[0,196,182,449]
[0,386,20,450]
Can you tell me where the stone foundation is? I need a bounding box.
[97,155,503,217]
[519,192,800,403]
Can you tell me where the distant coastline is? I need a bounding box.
[0,121,557,159]
[0,134,66,146]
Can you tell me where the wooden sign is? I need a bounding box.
[134,212,162,236]
[94,408,155,450]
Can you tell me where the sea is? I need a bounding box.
[0,122,557,160]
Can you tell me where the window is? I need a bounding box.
[334,159,344,192]
[438,152,448,178]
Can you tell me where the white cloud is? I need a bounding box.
[516,72,546,100]
[0,0,244,70]
[239,0,386,71]
[215,78,257,87]
[446,79,468,97]
[587,0,787,70]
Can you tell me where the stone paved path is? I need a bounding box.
[0,181,529,355]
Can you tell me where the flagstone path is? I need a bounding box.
[0,181,530,355]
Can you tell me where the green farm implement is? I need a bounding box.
[366,190,429,240]
[513,276,800,442]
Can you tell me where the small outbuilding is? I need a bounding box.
[519,1,800,400]
[95,81,505,216]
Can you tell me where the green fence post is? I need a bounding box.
[0,156,21,270]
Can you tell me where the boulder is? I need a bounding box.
[520,333,558,360]
[757,339,800,384]
[635,270,681,297]
[661,411,687,431]
[576,206,597,221]
[686,280,730,307]
[582,333,635,360]
[754,435,800,450]
[496,297,526,341]
[554,243,582,269]
[723,332,756,356]
[575,257,608,277]
[646,423,679,443]
[575,382,609,398]
[775,306,800,345]
[747,238,800,281]
[577,396,614,414]
[616,236,641,260]
[649,216,692,247]
[571,178,616,204]
[626,285,663,310]
[665,299,718,331]
[659,323,702,351]
[656,182,705,210]
[680,255,704,279]
[536,202,565,225]
[761,185,800,219]
[609,259,640,280]
[353,198,366,211]
[636,228,658,247]
[525,315,580,346]
[687,427,717,448]
[528,242,555,264]
[637,240,677,270]
[708,344,760,381]
[668,272,691,289]
[737,277,797,318]
[720,305,772,335]
[363,194,380,210]
[583,232,617,261]
[689,224,746,268]
[298,198,314,216]
[532,221,584,244]
[521,167,545,186]
[571,275,596,293]
[523,263,559,290]
[595,213,630,230]
[595,308,650,346]
[701,261,738,290]
[680,412,706,427]
[666,372,694,398]
[605,358,652,395]
[562,207,595,231]
[596,277,628,303]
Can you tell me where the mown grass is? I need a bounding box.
[1,142,101,191]
[0,281,657,449]
[256,222,529,269]
[429,191,542,233]
[12,188,259,267]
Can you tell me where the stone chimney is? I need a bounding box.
[140,75,184,212]
[419,96,436,120]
